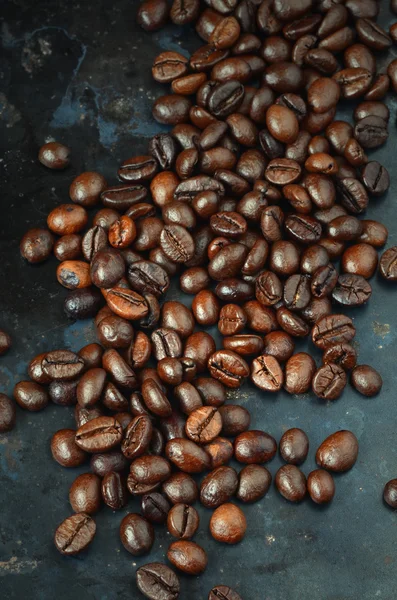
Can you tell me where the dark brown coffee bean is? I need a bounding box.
[275,465,306,502]
[234,430,277,464]
[54,513,96,555]
[284,353,316,394]
[200,466,238,508]
[255,271,283,307]
[332,274,372,306]
[76,368,106,408]
[265,158,301,185]
[51,429,87,467]
[316,430,359,472]
[383,479,397,509]
[333,68,372,99]
[120,513,154,555]
[307,469,335,504]
[75,416,123,452]
[323,343,357,371]
[283,274,311,310]
[152,51,188,83]
[130,455,171,486]
[136,562,180,600]
[251,355,283,392]
[185,406,222,444]
[204,437,233,469]
[312,363,347,400]
[162,472,198,505]
[277,306,310,337]
[121,415,152,460]
[90,451,129,477]
[39,141,70,169]
[20,228,54,263]
[54,234,82,262]
[354,116,388,149]
[167,540,207,574]
[208,350,249,388]
[152,328,183,361]
[357,218,387,248]
[74,405,104,428]
[0,393,16,432]
[69,472,101,514]
[13,381,49,412]
[167,504,200,539]
[351,365,382,397]
[102,349,138,389]
[142,378,172,417]
[361,161,390,197]
[262,331,295,362]
[209,502,247,545]
[285,214,322,244]
[218,405,250,437]
[69,172,107,207]
[312,314,355,349]
[141,492,171,524]
[379,246,397,281]
[279,428,309,465]
[101,471,127,510]
[236,464,272,504]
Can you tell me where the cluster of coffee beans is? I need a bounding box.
[2,0,397,597]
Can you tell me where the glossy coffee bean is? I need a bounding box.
[20,228,54,263]
[275,464,306,502]
[162,472,198,505]
[166,438,210,473]
[90,451,129,477]
[14,381,49,412]
[54,513,96,555]
[332,274,372,307]
[279,428,309,465]
[51,428,87,467]
[204,437,233,469]
[312,314,355,349]
[234,430,277,464]
[70,172,107,207]
[316,430,359,472]
[136,562,180,600]
[361,162,390,197]
[209,587,242,600]
[69,472,101,514]
[185,406,222,444]
[0,393,16,432]
[167,504,200,539]
[383,479,397,509]
[75,416,123,452]
[167,540,207,574]
[251,355,283,392]
[209,503,246,544]
[0,330,12,356]
[141,492,171,524]
[307,469,335,505]
[101,471,127,510]
[323,343,357,371]
[379,247,397,281]
[39,141,70,169]
[200,466,238,508]
[351,365,382,397]
[120,513,154,555]
[208,350,250,388]
[312,363,347,400]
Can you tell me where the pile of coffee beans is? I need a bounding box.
[3,0,397,597]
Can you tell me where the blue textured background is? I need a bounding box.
[0,2,397,598]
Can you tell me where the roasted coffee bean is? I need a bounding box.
[75,368,106,408]
[262,331,295,362]
[130,455,171,485]
[90,249,125,289]
[311,264,338,299]
[209,503,246,544]
[323,343,357,371]
[184,332,216,374]
[234,430,277,464]
[264,62,304,93]
[208,243,248,281]
[69,472,101,514]
[236,464,272,504]
[102,349,138,389]
[265,158,301,185]
[127,475,160,497]
[200,466,238,508]
[153,95,192,125]
[142,492,171,524]
[166,438,210,473]
[48,379,77,407]
[192,290,220,326]
[51,428,87,467]
[333,68,372,99]
[284,353,316,395]
[255,271,282,306]
[167,540,207,574]
[341,243,378,279]
[157,358,183,386]
[223,334,264,357]
[328,216,362,242]
[108,216,136,249]
[365,72,390,100]
[251,355,283,392]
[75,416,123,452]
[90,451,129,477]
[0,393,16,432]
[142,378,172,417]
[39,141,70,169]
[56,260,91,290]
[101,382,128,412]
[285,214,322,244]
[307,469,335,504]
[161,301,195,339]
[152,328,183,361]
[121,415,152,460]
[354,116,388,149]
[215,278,254,303]
[194,377,226,408]
[283,274,311,309]
[54,234,82,262]
[162,472,198,505]
[180,267,210,295]
[101,471,127,509]
[74,405,104,428]
[120,513,154,555]
[351,365,382,397]
[54,513,96,555]
[332,274,372,306]
[175,382,203,415]
[97,315,134,349]
[383,480,397,509]
[361,161,390,197]
[106,288,149,321]
[312,314,355,349]
[13,381,49,412]
[312,363,347,401]
[275,465,306,502]
[152,51,188,83]
[208,350,250,388]
[149,134,178,170]
[279,428,309,465]
[356,18,391,50]
[379,246,397,281]
[167,504,199,539]
[316,430,359,472]
[204,437,233,468]
[277,306,310,337]
[136,562,180,600]
[159,224,195,263]
[218,405,250,437]
[20,228,54,263]
[0,330,11,356]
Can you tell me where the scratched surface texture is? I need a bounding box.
[0,2,397,599]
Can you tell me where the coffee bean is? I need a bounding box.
[332,274,372,306]
[130,455,171,485]
[74,405,104,428]
[185,406,222,444]
[51,429,87,467]
[279,428,309,465]
[102,349,138,389]
[307,469,335,504]
[90,451,129,477]
[383,480,397,509]
[354,116,388,149]
[69,472,101,514]
[153,95,192,125]
[167,504,199,539]
[209,586,242,600]
[208,350,250,388]
[379,246,397,281]
[209,503,246,544]
[162,472,198,505]
[142,492,171,524]
[255,271,283,306]
[142,378,172,417]
[251,355,283,392]
[351,364,382,397]
[312,363,347,400]
[20,228,54,263]
[13,381,49,412]
[234,430,277,464]
[323,343,357,371]
[70,172,107,207]
[200,466,238,508]
[284,274,311,309]
[263,331,295,362]
[275,465,306,502]
[136,562,180,600]
[0,393,16,432]
[265,158,301,185]
[204,437,233,468]
[121,415,152,460]
[39,141,70,169]
[120,513,154,555]
[167,540,207,574]
[333,68,372,99]
[75,416,123,452]
[166,438,210,473]
[152,51,188,83]
[312,314,355,349]
[54,513,96,555]
[316,430,359,472]
[236,464,272,503]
